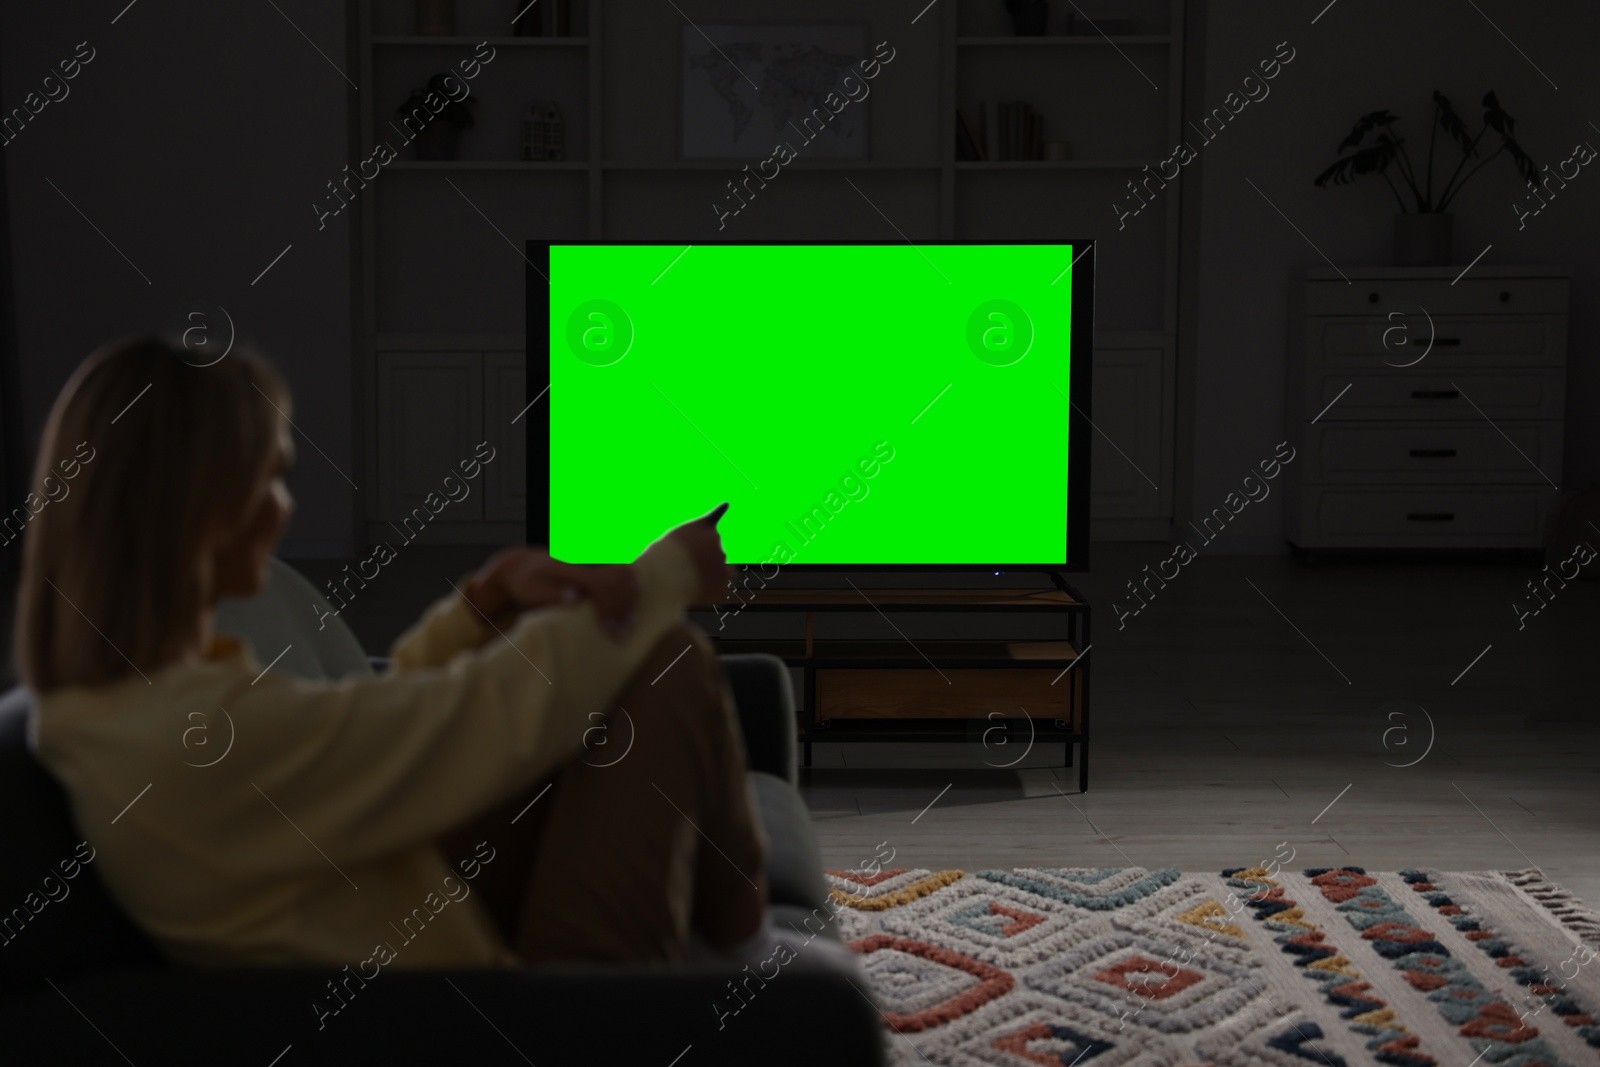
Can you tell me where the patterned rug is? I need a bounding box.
[824,865,1600,1066]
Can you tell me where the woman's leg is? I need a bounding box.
[445,621,769,964]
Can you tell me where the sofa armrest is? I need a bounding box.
[0,964,884,1065]
[718,654,798,784]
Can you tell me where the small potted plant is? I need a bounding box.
[1314,90,1538,266]
[397,73,477,161]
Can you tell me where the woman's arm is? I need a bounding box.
[212,535,703,873]
[386,553,638,672]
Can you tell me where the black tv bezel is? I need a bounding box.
[525,238,1094,572]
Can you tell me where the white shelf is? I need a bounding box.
[386,160,588,170]
[373,36,589,46]
[957,35,1171,46]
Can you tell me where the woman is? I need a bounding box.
[18,335,772,971]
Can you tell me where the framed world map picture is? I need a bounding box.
[680,24,870,160]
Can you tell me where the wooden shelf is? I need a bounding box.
[718,586,1080,609]
[957,35,1171,46]
[373,36,589,46]
[810,716,1075,730]
[706,577,1091,783]
[386,161,588,170]
[818,669,1077,720]
[713,638,1080,665]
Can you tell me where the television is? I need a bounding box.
[526,240,1093,571]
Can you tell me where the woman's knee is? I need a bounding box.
[598,624,741,786]
[639,621,716,674]
[620,621,719,699]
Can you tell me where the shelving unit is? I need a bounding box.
[355,0,1186,543]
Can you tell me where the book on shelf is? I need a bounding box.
[1023,105,1042,160]
[512,0,571,36]
[984,101,999,161]
[955,116,978,160]
[956,106,986,161]
[513,0,541,36]
[983,102,1046,162]
[548,0,570,35]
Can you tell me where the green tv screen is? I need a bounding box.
[527,241,1093,569]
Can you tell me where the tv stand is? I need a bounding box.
[705,574,1092,791]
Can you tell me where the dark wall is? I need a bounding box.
[0,0,355,555]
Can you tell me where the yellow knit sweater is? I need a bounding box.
[28,537,696,969]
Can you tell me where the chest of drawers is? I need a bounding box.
[1284,267,1569,549]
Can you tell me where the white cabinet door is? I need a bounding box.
[484,352,527,523]
[376,352,483,522]
[1089,347,1165,523]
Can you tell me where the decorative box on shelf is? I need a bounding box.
[1284,265,1569,550]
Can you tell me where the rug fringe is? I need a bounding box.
[1503,868,1600,946]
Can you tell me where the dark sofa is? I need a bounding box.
[0,562,884,1065]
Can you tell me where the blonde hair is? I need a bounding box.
[15,335,291,692]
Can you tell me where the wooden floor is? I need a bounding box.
[797,545,1600,909]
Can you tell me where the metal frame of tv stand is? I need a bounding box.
[708,569,1092,792]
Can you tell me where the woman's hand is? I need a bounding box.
[555,564,641,640]
[463,549,640,639]
[466,502,733,639]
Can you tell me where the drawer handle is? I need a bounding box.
[1411,389,1459,399]
[1409,448,1458,458]
[1433,338,1462,346]
[1407,512,1455,522]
